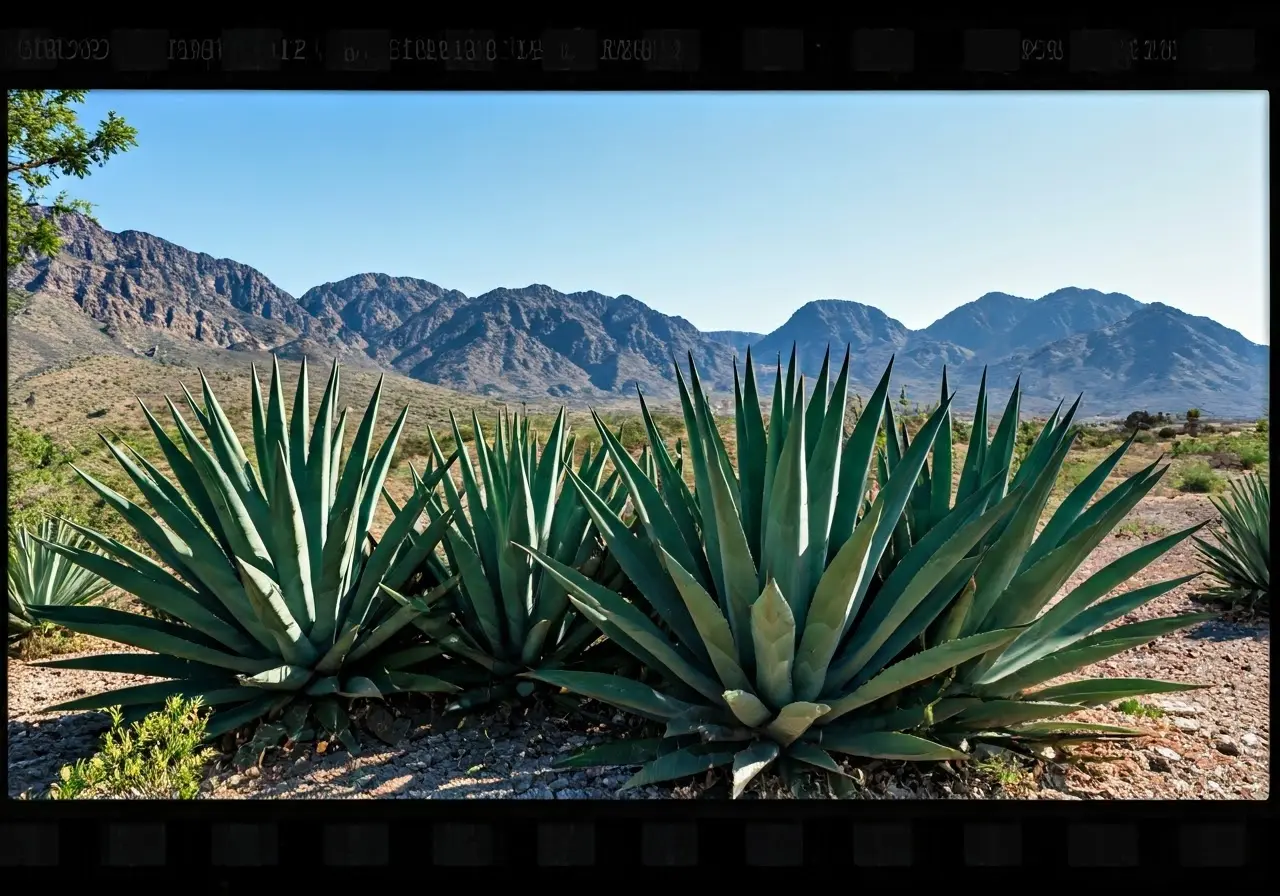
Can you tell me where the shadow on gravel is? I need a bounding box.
[1184,617,1270,644]
[7,712,112,799]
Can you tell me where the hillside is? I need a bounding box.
[7,210,1268,416]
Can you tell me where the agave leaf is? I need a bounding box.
[240,664,312,690]
[524,669,699,722]
[658,546,752,692]
[751,580,797,708]
[1023,678,1206,705]
[764,701,830,747]
[202,694,294,740]
[731,740,781,798]
[446,530,505,655]
[1021,431,1137,571]
[32,652,230,680]
[978,576,1203,687]
[523,547,724,703]
[823,627,1022,723]
[723,689,772,728]
[828,360,894,557]
[31,604,269,674]
[553,737,674,770]
[946,700,1083,730]
[45,681,251,714]
[990,524,1205,676]
[1008,721,1146,738]
[805,348,851,612]
[619,743,738,791]
[975,613,1214,697]
[760,375,810,616]
[787,741,845,774]
[818,729,966,761]
[960,428,1077,637]
[829,473,1019,689]
[592,408,704,586]
[31,539,258,656]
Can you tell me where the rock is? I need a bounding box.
[227,774,243,787]
[1155,699,1203,716]
[548,777,570,792]
[1214,737,1240,756]
[1171,717,1201,732]
[1241,733,1261,748]
[245,766,261,779]
[1147,747,1181,772]
[512,775,532,793]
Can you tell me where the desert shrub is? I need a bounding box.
[1256,418,1268,434]
[49,697,215,799]
[1176,462,1221,493]
[1201,423,1218,434]
[1158,427,1177,439]
[1238,444,1268,470]
[1124,410,1155,431]
[1133,431,1155,445]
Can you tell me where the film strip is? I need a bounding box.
[0,808,1268,869]
[0,26,1264,87]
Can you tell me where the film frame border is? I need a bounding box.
[0,25,1265,86]
[0,802,1268,870]
[1,9,1270,877]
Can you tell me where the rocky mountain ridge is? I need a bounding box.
[7,210,1268,416]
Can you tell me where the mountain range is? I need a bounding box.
[7,209,1269,417]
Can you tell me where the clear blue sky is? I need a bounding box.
[54,91,1268,344]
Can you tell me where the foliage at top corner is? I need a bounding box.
[521,346,1211,796]
[7,89,139,273]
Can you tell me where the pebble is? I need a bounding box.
[1171,717,1200,732]
[1214,737,1240,756]
[1240,733,1260,748]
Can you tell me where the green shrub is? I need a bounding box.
[1256,418,1268,434]
[49,696,216,799]
[1133,431,1155,445]
[1157,427,1177,439]
[1176,462,1220,493]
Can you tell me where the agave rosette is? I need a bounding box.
[388,407,638,710]
[8,518,112,641]
[29,358,460,750]
[1192,472,1268,609]
[518,347,1210,796]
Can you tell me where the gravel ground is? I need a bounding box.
[8,494,1268,801]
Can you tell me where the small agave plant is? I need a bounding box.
[1193,472,1269,611]
[8,519,112,642]
[29,358,460,752]
[385,408,636,711]
[520,347,1210,796]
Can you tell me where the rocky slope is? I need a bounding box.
[7,210,1268,415]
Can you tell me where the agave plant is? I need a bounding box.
[8,518,112,642]
[519,347,1210,796]
[386,408,637,710]
[1193,473,1269,611]
[28,358,460,751]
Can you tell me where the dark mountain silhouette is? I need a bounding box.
[7,210,1268,416]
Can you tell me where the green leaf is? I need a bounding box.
[751,580,797,708]
[723,689,772,728]
[818,729,966,761]
[764,701,830,747]
[553,738,672,769]
[823,627,1022,722]
[731,740,781,798]
[618,743,738,791]
[1023,678,1206,706]
[658,546,752,693]
[522,669,700,722]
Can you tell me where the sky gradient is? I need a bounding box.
[51,91,1269,344]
